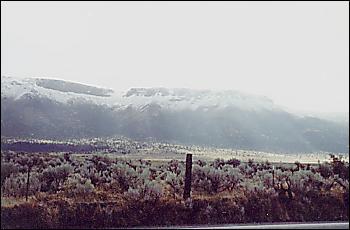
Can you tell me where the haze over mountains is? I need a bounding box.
[1,76,349,154]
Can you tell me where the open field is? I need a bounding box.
[1,137,349,228]
[2,136,348,164]
[100,149,343,164]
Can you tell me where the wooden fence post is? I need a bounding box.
[272,165,275,188]
[26,166,31,201]
[183,154,192,200]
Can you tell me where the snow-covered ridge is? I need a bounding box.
[120,87,279,111]
[1,76,281,112]
[1,76,121,105]
[35,78,114,97]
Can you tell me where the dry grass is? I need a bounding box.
[1,196,35,208]
[73,148,348,164]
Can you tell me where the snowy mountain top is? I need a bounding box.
[120,86,280,111]
[1,76,281,112]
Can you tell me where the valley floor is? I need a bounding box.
[1,137,349,228]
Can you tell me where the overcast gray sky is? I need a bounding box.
[1,1,349,113]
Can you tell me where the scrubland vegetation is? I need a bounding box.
[1,146,348,229]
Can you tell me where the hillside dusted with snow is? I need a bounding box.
[1,76,349,153]
[1,76,280,112]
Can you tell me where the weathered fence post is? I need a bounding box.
[183,154,192,200]
[272,165,275,188]
[26,166,31,201]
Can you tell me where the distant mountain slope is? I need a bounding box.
[1,76,348,153]
[0,76,280,111]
